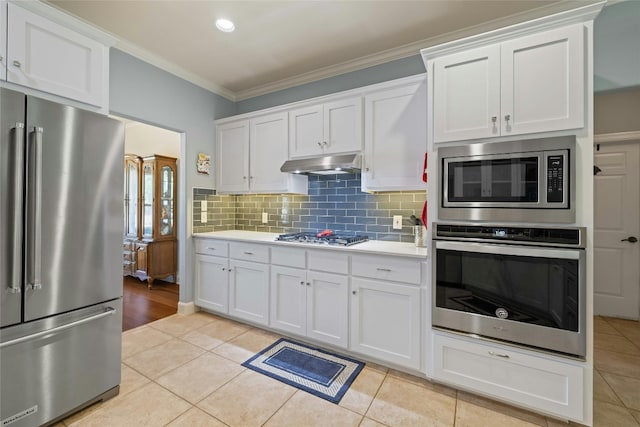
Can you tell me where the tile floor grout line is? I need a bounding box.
[359,369,389,422]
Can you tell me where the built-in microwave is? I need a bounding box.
[438,136,575,223]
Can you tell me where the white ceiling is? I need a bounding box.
[49,0,592,101]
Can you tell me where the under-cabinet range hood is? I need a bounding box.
[280,153,361,175]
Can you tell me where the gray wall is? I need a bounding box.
[594,0,640,93]
[595,87,640,135]
[109,49,236,303]
[235,56,425,114]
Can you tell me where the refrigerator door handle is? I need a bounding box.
[8,122,25,294]
[0,306,116,349]
[26,126,44,291]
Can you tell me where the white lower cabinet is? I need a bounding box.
[194,254,229,314]
[229,255,270,326]
[350,254,423,370]
[270,248,349,348]
[432,331,584,420]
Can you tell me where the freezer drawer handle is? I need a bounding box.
[26,127,44,292]
[0,306,116,349]
[8,123,25,294]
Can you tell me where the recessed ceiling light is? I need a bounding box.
[216,18,235,33]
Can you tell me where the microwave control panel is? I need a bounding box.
[547,154,565,203]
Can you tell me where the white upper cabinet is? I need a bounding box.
[216,113,307,194]
[289,96,362,158]
[6,2,109,108]
[362,76,427,192]
[0,1,6,81]
[430,23,584,143]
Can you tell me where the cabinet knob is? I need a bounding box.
[352,290,357,295]
[306,282,311,286]
[504,114,511,123]
[317,142,323,147]
[491,116,497,123]
[12,60,21,68]
[243,176,247,180]
[0,55,3,62]
[300,281,304,286]
[323,141,328,147]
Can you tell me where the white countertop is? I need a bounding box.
[193,230,428,258]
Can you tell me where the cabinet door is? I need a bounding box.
[270,266,306,335]
[433,45,501,143]
[250,112,289,192]
[229,260,269,325]
[6,3,106,107]
[216,120,250,193]
[350,278,421,369]
[0,1,6,81]
[433,332,584,420]
[195,254,229,314]
[289,104,323,158]
[306,271,349,348]
[135,243,148,276]
[323,97,362,155]
[500,24,584,136]
[363,79,427,191]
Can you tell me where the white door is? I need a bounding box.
[501,23,584,136]
[270,265,306,335]
[594,142,640,319]
[362,79,427,191]
[323,97,362,154]
[306,271,349,348]
[289,104,323,158]
[216,120,250,193]
[250,112,288,192]
[194,255,229,314]
[432,44,500,143]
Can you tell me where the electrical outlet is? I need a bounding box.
[200,200,207,211]
[200,211,207,223]
[262,212,268,223]
[392,215,403,230]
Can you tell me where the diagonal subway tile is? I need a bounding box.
[455,398,541,426]
[601,372,640,411]
[180,317,251,350]
[366,375,456,427]
[121,325,173,359]
[166,407,227,427]
[198,369,296,427]
[212,328,281,364]
[123,338,205,379]
[156,352,244,404]
[147,312,218,337]
[264,391,362,427]
[66,382,191,427]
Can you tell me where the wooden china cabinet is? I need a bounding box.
[123,154,177,289]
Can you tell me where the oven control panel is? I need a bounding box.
[547,154,565,203]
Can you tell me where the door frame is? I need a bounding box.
[594,130,640,319]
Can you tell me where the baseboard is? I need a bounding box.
[177,301,197,315]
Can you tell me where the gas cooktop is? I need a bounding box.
[276,231,369,246]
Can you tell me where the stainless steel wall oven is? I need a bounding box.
[438,136,575,223]
[433,223,586,358]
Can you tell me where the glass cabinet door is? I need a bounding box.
[142,163,154,238]
[160,165,174,236]
[124,155,141,239]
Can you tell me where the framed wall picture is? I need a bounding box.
[197,152,211,175]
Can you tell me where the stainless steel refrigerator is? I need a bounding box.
[0,88,124,427]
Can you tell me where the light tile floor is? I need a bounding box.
[56,313,640,427]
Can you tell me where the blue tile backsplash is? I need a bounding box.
[193,173,426,243]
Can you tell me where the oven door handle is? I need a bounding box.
[434,240,582,260]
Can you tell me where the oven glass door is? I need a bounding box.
[435,241,581,332]
[444,153,540,204]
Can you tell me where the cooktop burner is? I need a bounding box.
[276,231,369,246]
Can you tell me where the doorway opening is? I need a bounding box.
[113,116,182,331]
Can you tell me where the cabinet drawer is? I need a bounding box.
[307,250,348,274]
[123,251,136,262]
[433,332,584,420]
[272,246,306,268]
[123,240,135,251]
[351,255,421,285]
[195,239,229,256]
[230,242,269,263]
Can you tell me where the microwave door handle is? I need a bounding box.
[26,126,43,291]
[8,123,25,294]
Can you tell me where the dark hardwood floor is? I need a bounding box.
[122,276,179,331]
